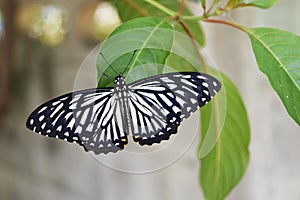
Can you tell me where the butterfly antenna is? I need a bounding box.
[122,49,138,75]
[100,52,119,75]
[98,69,114,83]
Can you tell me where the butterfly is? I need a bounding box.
[26,71,221,154]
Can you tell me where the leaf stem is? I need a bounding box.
[180,12,216,21]
[181,15,204,21]
[178,20,208,73]
[145,0,176,16]
[177,0,186,15]
[203,18,246,32]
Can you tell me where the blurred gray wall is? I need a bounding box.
[0,0,299,200]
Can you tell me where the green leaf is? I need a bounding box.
[165,53,198,72]
[226,0,278,9]
[199,71,250,200]
[96,17,173,87]
[112,0,205,46]
[245,27,300,125]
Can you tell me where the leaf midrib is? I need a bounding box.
[247,29,300,91]
[126,19,168,80]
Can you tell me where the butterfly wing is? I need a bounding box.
[128,72,221,145]
[26,88,128,154]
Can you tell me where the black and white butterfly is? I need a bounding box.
[26,71,221,154]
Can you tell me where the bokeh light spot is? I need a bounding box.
[77,1,121,41]
[17,4,67,46]
[93,2,121,40]
[0,11,4,41]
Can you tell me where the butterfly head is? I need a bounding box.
[115,75,126,86]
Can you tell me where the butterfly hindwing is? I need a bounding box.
[128,84,181,145]
[128,72,221,145]
[26,88,128,154]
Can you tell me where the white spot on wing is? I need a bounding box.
[67,119,75,129]
[176,90,185,96]
[202,82,209,87]
[41,123,46,129]
[197,75,208,80]
[50,103,64,118]
[86,124,94,132]
[191,98,197,104]
[159,94,173,107]
[168,84,177,90]
[203,90,209,96]
[160,77,174,83]
[39,115,45,122]
[181,79,196,88]
[64,112,73,120]
[38,106,47,114]
[57,125,62,132]
[69,103,77,109]
[182,85,199,96]
[73,137,78,141]
[80,108,90,125]
[182,75,191,78]
[172,106,180,113]
[70,94,82,104]
[75,126,82,134]
[52,101,60,106]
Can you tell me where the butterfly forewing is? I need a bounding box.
[26,88,128,154]
[128,72,221,145]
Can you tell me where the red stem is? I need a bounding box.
[177,0,185,15]
[178,20,208,73]
[203,18,246,32]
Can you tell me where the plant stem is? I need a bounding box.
[178,20,208,73]
[181,11,217,21]
[177,0,186,15]
[203,18,246,32]
[181,15,204,21]
[145,0,212,72]
[145,0,176,16]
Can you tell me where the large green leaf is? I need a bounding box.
[166,43,250,200]
[112,0,205,46]
[245,27,300,125]
[226,0,278,9]
[199,71,250,200]
[96,17,173,87]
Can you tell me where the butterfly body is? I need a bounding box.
[26,72,221,154]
